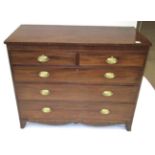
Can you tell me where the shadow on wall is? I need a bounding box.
[138,21,155,88]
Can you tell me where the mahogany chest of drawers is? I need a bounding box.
[4,25,151,130]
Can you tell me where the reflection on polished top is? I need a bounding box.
[4,25,151,46]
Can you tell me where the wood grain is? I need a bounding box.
[9,50,76,65]
[13,66,142,85]
[19,101,134,123]
[16,83,139,102]
[4,25,151,46]
[80,52,146,67]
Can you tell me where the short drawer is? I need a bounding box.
[9,50,76,66]
[80,51,146,67]
[16,83,139,103]
[19,101,134,123]
[13,67,142,85]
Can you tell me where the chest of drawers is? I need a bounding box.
[4,25,151,131]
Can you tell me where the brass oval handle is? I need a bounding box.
[38,71,50,78]
[40,89,50,96]
[102,91,113,97]
[100,108,110,115]
[106,56,118,64]
[37,55,49,63]
[104,72,116,79]
[42,107,52,113]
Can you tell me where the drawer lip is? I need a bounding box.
[15,83,139,103]
[19,101,134,123]
[12,66,143,85]
[7,44,150,52]
[18,100,136,104]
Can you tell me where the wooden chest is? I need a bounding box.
[4,25,151,131]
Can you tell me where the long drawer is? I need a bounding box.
[16,83,139,102]
[19,101,134,123]
[13,67,142,85]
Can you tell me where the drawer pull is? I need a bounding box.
[42,107,52,113]
[100,108,110,115]
[38,71,50,78]
[106,56,118,64]
[40,89,50,96]
[37,55,49,63]
[102,91,113,97]
[104,72,115,79]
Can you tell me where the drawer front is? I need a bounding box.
[80,51,146,67]
[16,84,139,102]
[9,50,76,65]
[20,101,134,123]
[13,67,142,84]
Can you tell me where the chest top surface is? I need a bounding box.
[4,25,151,47]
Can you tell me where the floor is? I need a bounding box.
[138,21,155,88]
